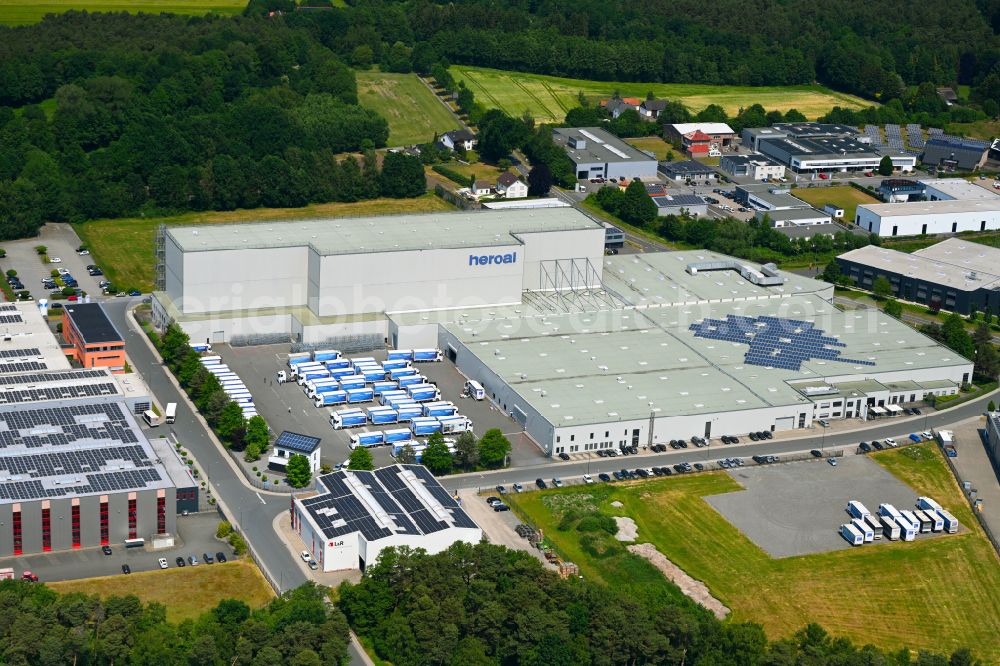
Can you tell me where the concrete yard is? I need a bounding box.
[217,344,541,472]
[708,455,938,557]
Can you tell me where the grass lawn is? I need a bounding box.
[790,185,879,222]
[48,560,274,623]
[624,137,675,160]
[946,119,1000,143]
[508,444,1000,658]
[356,71,462,147]
[443,161,505,180]
[452,65,871,124]
[0,0,244,25]
[76,195,453,292]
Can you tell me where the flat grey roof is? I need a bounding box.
[838,240,1000,291]
[167,208,602,254]
[919,178,999,200]
[858,199,1000,217]
[774,223,844,238]
[552,127,654,165]
[446,293,968,426]
[761,208,831,222]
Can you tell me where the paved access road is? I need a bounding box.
[443,391,998,493]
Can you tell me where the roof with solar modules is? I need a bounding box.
[0,399,176,503]
[298,464,480,542]
[440,251,972,425]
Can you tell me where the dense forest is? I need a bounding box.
[0,580,350,665]
[0,11,426,239]
[338,542,981,666]
[2,0,1000,238]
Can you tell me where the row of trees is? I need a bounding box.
[347,429,512,476]
[338,541,980,666]
[0,580,350,665]
[158,323,271,461]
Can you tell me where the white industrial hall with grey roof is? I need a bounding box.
[153,207,972,458]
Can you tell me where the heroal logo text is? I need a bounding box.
[469,251,517,266]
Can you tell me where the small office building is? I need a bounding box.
[757,208,831,228]
[552,127,658,181]
[837,238,1000,314]
[720,154,785,181]
[653,194,708,217]
[878,179,925,202]
[664,123,736,150]
[293,464,482,571]
[659,160,716,183]
[62,303,126,371]
[268,431,322,473]
[735,183,810,211]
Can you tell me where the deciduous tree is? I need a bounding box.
[285,454,313,488]
[349,447,374,471]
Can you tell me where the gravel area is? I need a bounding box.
[614,516,638,541]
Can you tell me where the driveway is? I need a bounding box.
[0,511,229,582]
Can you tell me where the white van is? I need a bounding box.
[142,410,161,427]
[465,379,485,400]
[164,402,177,424]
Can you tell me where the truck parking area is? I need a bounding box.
[707,455,949,558]
[217,344,541,471]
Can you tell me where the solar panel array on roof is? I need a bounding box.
[0,348,40,359]
[0,361,47,374]
[0,370,108,388]
[0,314,24,325]
[301,464,478,542]
[0,382,118,405]
[274,431,321,454]
[0,402,138,450]
[689,315,877,371]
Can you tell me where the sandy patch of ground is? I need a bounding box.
[614,516,638,541]
[628,543,730,619]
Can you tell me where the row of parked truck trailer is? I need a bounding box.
[198,355,258,419]
[840,497,958,546]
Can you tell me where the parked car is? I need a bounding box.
[493,503,510,512]
[300,550,311,562]
[535,478,547,489]
[203,553,214,564]
[216,552,227,563]
[485,496,500,505]
[121,564,131,575]
[102,545,112,556]
[598,473,611,482]
[884,438,898,447]
[158,558,168,569]
[827,457,837,466]
[175,557,186,567]
[496,485,507,494]
[512,483,523,493]
[49,257,62,263]
[128,289,141,296]
[552,478,563,487]
[872,441,884,450]
[558,452,570,460]
[583,474,594,484]
[810,449,823,458]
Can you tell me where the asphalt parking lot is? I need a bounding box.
[707,455,944,558]
[218,344,539,472]
[0,511,231,583]
[0,224,109,302]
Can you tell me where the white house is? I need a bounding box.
[268,431,321,474]
[497,172,528,199]
[472,179,493,197]
[293,464,483,571]
[441,129,477,152]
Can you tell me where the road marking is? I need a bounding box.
[256,492,266,504]
[170,432,179,444]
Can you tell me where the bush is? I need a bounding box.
[228,532,247,556]
[557,509,582,531]
[5,269,15,277]
[216,521,232,539]
[34,245,46,255]
[431,164,469,186]
[578,532,623,558]
[576,513,618,535]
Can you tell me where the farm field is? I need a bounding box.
[48,560,274,623]
[357,71,462,147]
[0,0,245,25]
[76,195,453,292]
[791,185,879,223]
[452,66,872,124]
[508,443,1000,658]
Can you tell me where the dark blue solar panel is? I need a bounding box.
[690,315,876,371]
[275,431,321,453]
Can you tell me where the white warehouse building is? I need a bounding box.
[855,200,1000,237]
[152,209,605,345]
[292,464,481,571]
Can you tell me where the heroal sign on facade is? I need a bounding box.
[469,252,518,266]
